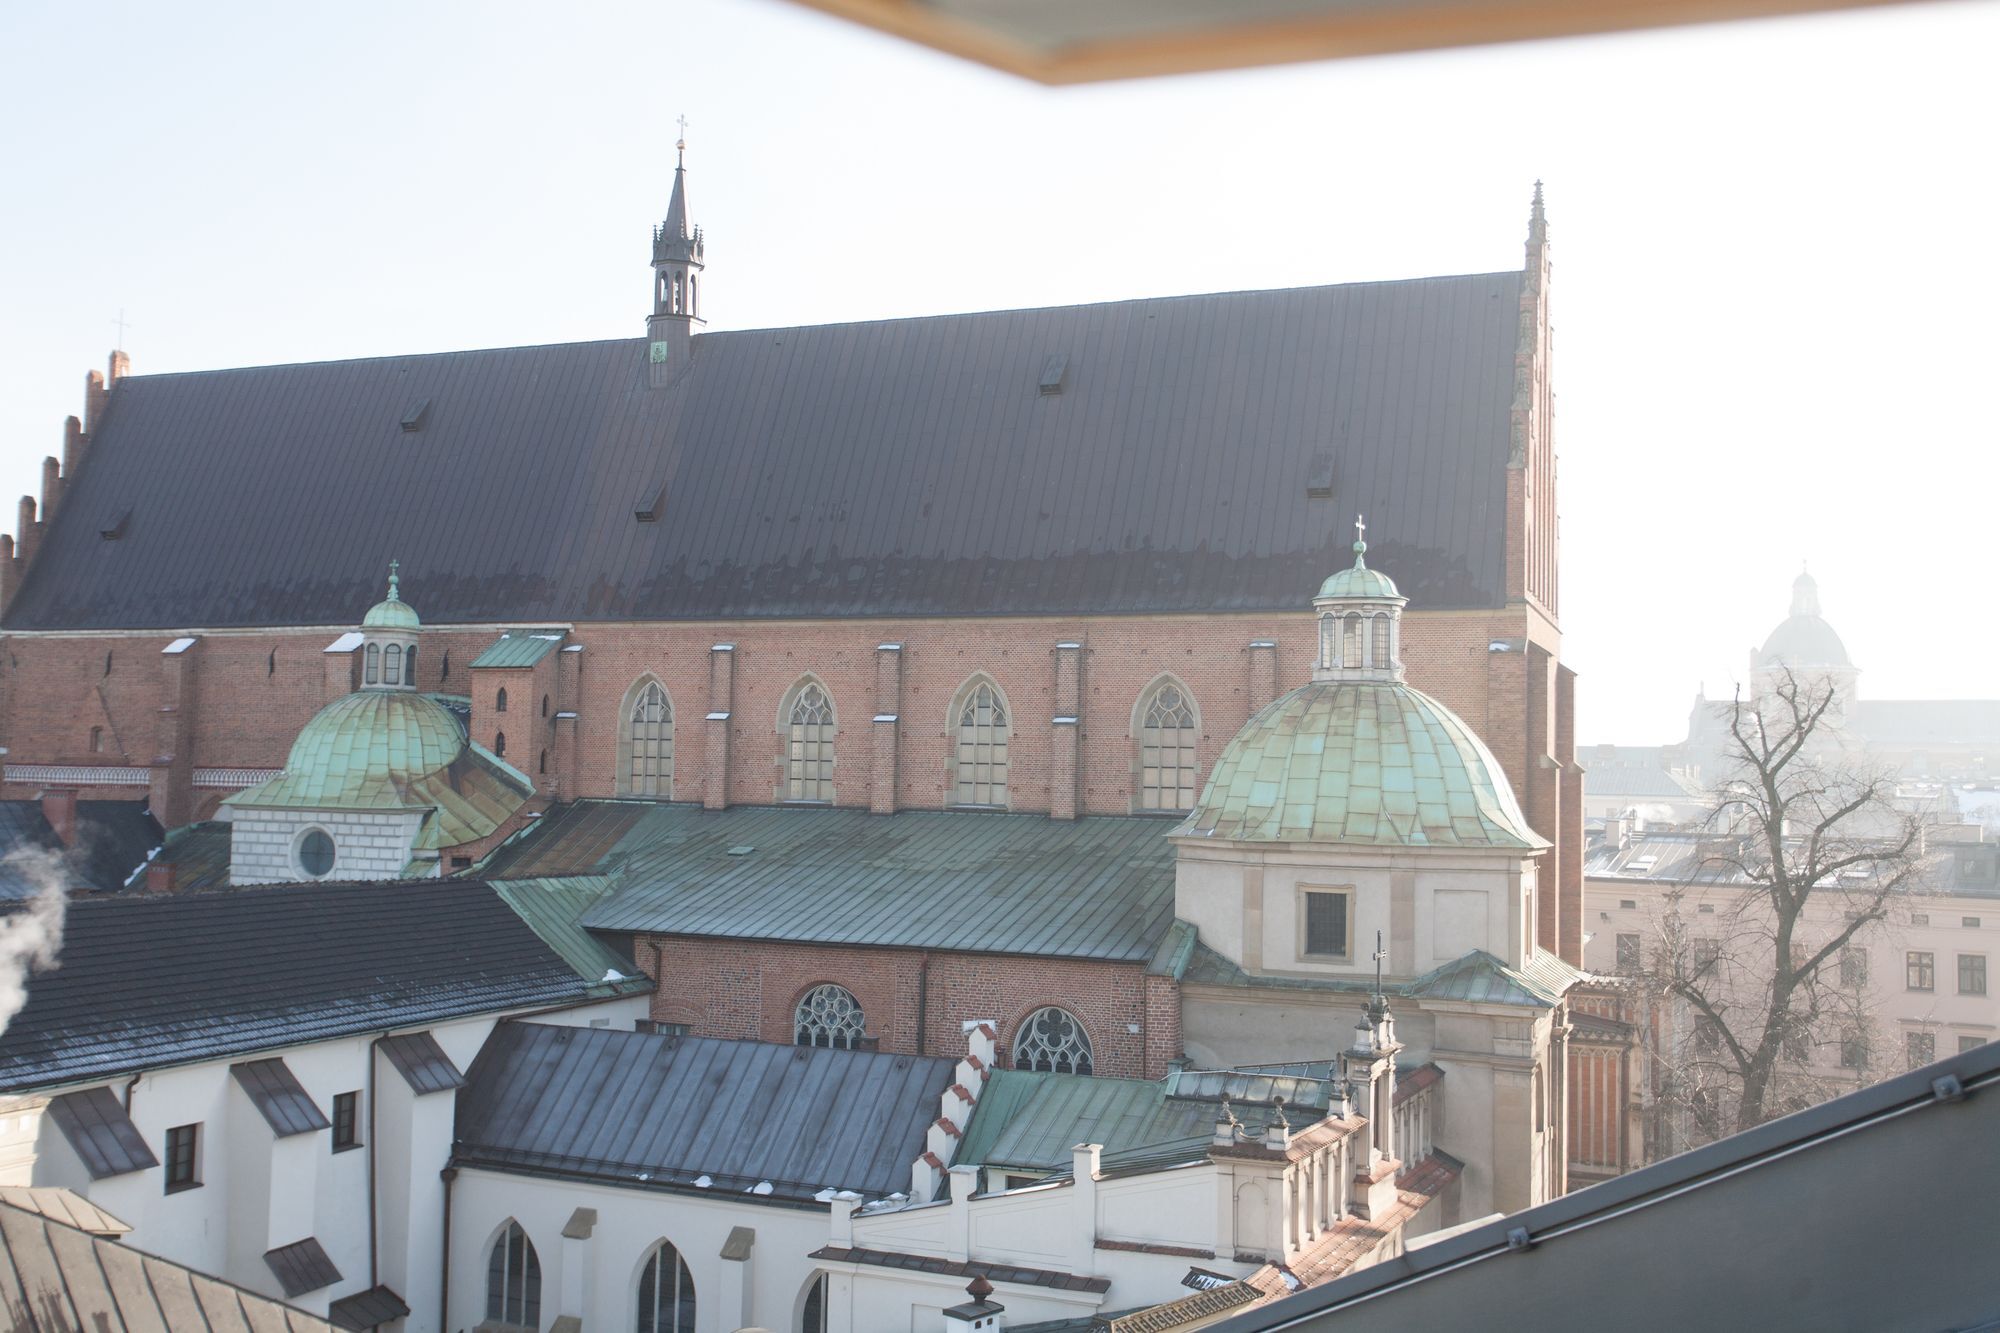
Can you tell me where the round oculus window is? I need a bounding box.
[298,829,336,878]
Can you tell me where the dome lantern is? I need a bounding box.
[1311,515,1408,685]
[359,559,422,691]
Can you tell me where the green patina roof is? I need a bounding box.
[1178,680,1542,849]
[225,690,532,847]
[471,631,564,669]
[1315,539,1402,601]
[487,874,649,996]
[361,563,421,630]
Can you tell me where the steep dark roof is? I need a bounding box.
[0,881,623,1093]
[570,804,1178,961]
[453,1023,955,1202]
[231,1059,331,1137]
[8,274,1522,631]
[44,1088,157,1178]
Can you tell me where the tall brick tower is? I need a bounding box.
[646,123,705,387]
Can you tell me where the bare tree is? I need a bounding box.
[1646,668,1929,1141]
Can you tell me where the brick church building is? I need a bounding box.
[0,158,1589,1212]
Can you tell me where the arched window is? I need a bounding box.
[89,726,102,753]
[689,274,698,315]
[795,983,865,1050]
[1342,614,1363,669]
[624,680,674,798]
[486,1221,541,1329]
[406,644,418,682]
[1138,681,1198,812]
[954,681,1009,807]
[365,643,380,685]
[268,648,277,677]
[672,274,683,313]
[384,643,402,685]
[441,649,451,682]
[1014,1007,1092,1074]
[636,1240,697,1333]
[541,694,550,718]
[496,687,509,713]
[785,682,835,803]
[1371,614,1390,668]
[538,749,547,775]
[494,731,507,758]
[801,1273,828,1333]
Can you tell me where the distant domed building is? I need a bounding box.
[1173,524,1582,1214]
[225,566,535,883]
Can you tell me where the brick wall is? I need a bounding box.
[639,934,1175,1079]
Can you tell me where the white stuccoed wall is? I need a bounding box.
[0,992,647,1328]
[229,807,429,884]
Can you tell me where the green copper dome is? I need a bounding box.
[1179,680,1541,848]
[361,561,421,630]
[1316,539,1401,601]
[253,690,464,807]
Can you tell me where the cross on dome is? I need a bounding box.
[386,559,401,601]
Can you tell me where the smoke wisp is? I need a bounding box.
[0,847,68,1037]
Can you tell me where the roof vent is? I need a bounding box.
[1038,354,1068,396]
[635,481,667,523]
[400,399,431,433]
[99,508,132,541]
[1305,451,1336,498]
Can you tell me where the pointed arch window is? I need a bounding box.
[795,983,865,1050]
[384,643,402,685]
[486,1221,541,1329]
[624,681,674,798]
[801,1273,828,1333]
[786,682,835,803]
[1014,1007,1093,1075]
[365,643,380,685]
[494,731,507,758]
[496,687,508,713]
[1139,682,1198,812]
[954,682,1010,807]
[636,1240,697,1333]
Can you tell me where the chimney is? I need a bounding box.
[145,860,177,895]
[40,789,78,848]
[942,1275,1004,1332]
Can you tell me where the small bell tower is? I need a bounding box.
[647,117,705,387]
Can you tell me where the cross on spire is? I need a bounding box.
[387,558,401,601]
[675,113,689,166]
[111,309,132,347]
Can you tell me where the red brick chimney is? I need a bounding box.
[41,789,78,848]
[145,860,177,895]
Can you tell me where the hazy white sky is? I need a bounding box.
[2,0,1995,743]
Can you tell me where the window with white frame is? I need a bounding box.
[636,1240,697,1333]
[626,681,674,798]
[786,682,835,802]
[1014,1007,1093,1075]
[1138,682,1197,812]
[794,983,865,1049]
[954,683,1009,806]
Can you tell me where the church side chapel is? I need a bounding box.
[0,139,1602,1328]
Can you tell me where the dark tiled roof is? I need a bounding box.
[380,1031,466,1095]
[0,1199,335,1332]
[569,804,1177,961]
[231,1059,331,1137]
[8,274,1522,631]
[453,1023,955,1203]
[0,881,608,1093]
[807,1245,1112,1294]
[263,1237,342,1297]
[0,800,163,899]
[327,1285,412,1331]
[0,1187,129,1238]
[44,1087,157,1178]
[155,821,235,894]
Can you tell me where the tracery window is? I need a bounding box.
[636,1240,697,1333]
[626,681,674,798]
[786,682,835,803]
[384,643,402,685]
[1138,682,1198,812]
[801,1273,828,1333]
[486,1221,541,1330]
[1013,1007,1093,1075]
[794,983,865,1050]
[954,682,1009,807]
